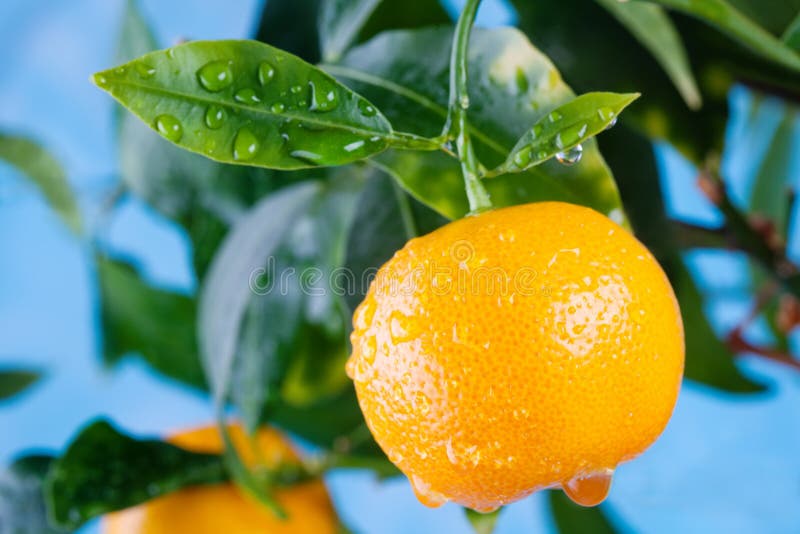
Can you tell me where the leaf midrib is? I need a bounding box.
[103,77,392,138]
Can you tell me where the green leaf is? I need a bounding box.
[93,40,394,170]
[749,109,797,234]
[342,168,447,312]
[464,507,501,534]
[0,456,68,534]
[0,369,41,401]
[44,419,226,530]
[493,92,639,175]
[319,0,382,62]
[636,0,800,72]
[728,0,800,35]
[783,11,800,51]
[549,490,617,534]
[254,0,321,62]
[97,255,207,391]
[115,0,157,80]
[357,0,450,43]
[0,133,81,233]
[595,0,701,109]
[328,27,626,222]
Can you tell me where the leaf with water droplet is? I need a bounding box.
[44,419,227,530]
[93,39,393,169]
[492,92,638,175]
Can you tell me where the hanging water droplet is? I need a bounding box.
[358,99,377,117]
[563,469,614,507]
[308,78,339,112]
[409,474,448,508]
[556,144,583,166]
[204,105,227,129]
[233,127,259,161]
[135,62,156,78]
[270,102,286,113]
[258,62,276,85]
[234,88,261,104]
[154,114,183,142]
[197,60,233,92]
[605,117,618,130]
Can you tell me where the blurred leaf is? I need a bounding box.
[343,169,447,312]
[0,133,81,233]
[0,369,41,401]
[44,419,226,530]
[115,0,156,64]
[595,0,701,109]
[319,0,382,62]
[255,0,321,62]
[94,41,394,170]
[600,125,764,392]
[493,92,639,175]
[358,0,451,42]
[784,11,800,51]
[549,490,617,534]
[728,0,800,35]
[0,455,68,534]
[464,507,501,534]
[637,0,800,72]
[97,255,207,391]
[328,27,626,221]
[749,109,797,235]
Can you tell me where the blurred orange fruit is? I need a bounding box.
[103,425,337,534]
[347,201,684,512]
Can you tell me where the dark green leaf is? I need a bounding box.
[749,109,797,234]
[493,92,639,175]
[97,255,207,391]
[357,0,450,43]
[343,169,447,312]
[728,0,800,35]
[783,11,800,51]
[464,507,501,534]
[0,133,81,233]
[549,490,617,534]
[0,455,68,534]
[328,28,626,222]
[44,419,226,530]
[254,0,321,63]
[637,0,800,72]
[319,0,382,62]
[0,369,41,401]
[94,40,393,169]
[595,0,701,109]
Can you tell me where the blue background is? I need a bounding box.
[2,1,800,532]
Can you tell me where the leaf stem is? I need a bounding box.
[443,0,492,214]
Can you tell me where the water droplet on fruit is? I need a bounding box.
[414,391,431,414]
[135,62,156,78]
[360,335,377,363]
[233,128,259,161]
[473,504,500,514]
[154,114,183,142]
[563,469,614,507]
[556,144,583,165]
[308,78,339,112]
[204,105,227,129]
[389,312,413,342]
[409,475,448,508]
[358,100,377,117]
[270,102,285,113]
[197,60,233,92]
[234,88,261,104]
[258,62,275,85]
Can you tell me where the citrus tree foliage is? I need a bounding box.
[4,0,800,532]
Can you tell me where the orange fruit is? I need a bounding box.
[346,201,684,512]
[103,425,338,534]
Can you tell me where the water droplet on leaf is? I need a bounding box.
[135,62,156,78]
[204,105,227,129]
[234,88,261,104]
[308,78,339,112]
[548,110,562,123]
[154,114,183,142]
[358,100,377,117]
[556,144,583,165]
[258,62,275,85]
[290,149,323,164]
[197,60,233,92]
[233,127,259,161]
[270,102,286,113]
[513,147,533,168]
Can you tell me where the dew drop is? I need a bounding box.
[197,60,233,92]
[360,335,377,364]
[548,110,562,123]
[556,144,583,166]
[234,88,261,104]
[409,475,448,508]
[94,74,109,88]
[513,147,532,168]
[290,84,303,94]
[290,149,323,164]
[414,391,431,415]
[270,102,286,113]
[597,106,616,122]
[358,99,377,117]
[389,312,413,343]
[308,78,339,112]
[204,105,227,129]
[563,469,614,507]
[344,140,365,153]
[233,128,259,161]
[154,114,183,142]
[605,117,618,130]
[258,62,276,85]
[135,62,156,78]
